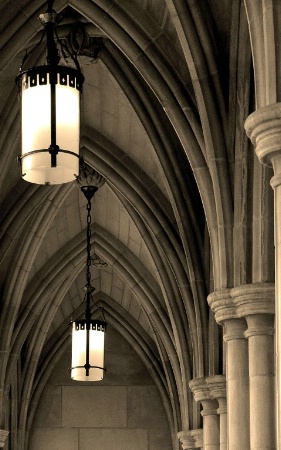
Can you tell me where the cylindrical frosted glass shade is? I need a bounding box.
[17,66,84,185]
[71,319,106,381]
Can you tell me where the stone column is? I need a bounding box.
[232,283,275,450]
[208,283,275,450]
[189,378,219,450]
[0,430,9,448]
[216,398,226,450]
[224,318,250,450]
[245,106,280,443]
[177,429,203,449]
[207,376,226,450]
[208,290,250,450]
[245,313,275,449]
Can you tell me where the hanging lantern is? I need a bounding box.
[16,3,84,185]
[70,183,106,381]
[71,319,106,381]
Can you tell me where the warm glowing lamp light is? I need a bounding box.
[71,319,106,381]
[16,3,84,185]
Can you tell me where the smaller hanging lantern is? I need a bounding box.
[71,319,106,381]
[16,1,84,185]
[71,183,106,381]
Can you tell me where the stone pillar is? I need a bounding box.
[224,318,250,450]
[208,289,250,450]
[245,313,275,449]
[245,106,280,444]
[208,283,275,450]
[0,430,9,448]
[189,378,219,450]
[231,282,275,450]
[216,398,226,450]
[177,429,203,449]
[207,376,226,450]
[233,283,276,449]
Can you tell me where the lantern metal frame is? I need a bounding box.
[70,185,107,381]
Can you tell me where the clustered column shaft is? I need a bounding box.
[245,104,281,446]
[207,283,275,450]
[223,318,249,450]
[245,314,275,449]
[189,376,226,450]
[179,75,279,450]
[187,284,275,450]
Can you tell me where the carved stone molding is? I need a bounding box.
[189,377,209,403]
[177,429,203,449]
[245,102,281,167]
[189,375,226,405]
[206,375,226,400]
[208,283,275,324]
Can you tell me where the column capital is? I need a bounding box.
[207,288,233,324]
[189,377,219,416]
[177,429,203,449]
[200,399,218,417]
[245,103,281,168]
[223,318,247,341]
[206,375,226,400]
[244,313,275,338]
[190,376,226,401]
[0,430,9,448]
[231,283,275,317]
[217,397,227,415]
[189,377,209,403]
[208,283,275,324]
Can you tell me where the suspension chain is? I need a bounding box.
[80,185,98,321]
[85,197,94,321]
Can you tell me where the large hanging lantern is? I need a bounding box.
[16,2,84,185]
[70,184,106,381]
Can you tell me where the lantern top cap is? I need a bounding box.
[39,11,58,25]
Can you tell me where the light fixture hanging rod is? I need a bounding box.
[38,2,59,67]
[39,2,60,167]
[47,0,55,11]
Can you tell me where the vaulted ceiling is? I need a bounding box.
[0,1,274,449]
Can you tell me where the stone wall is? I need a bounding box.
[29,326,172,450]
